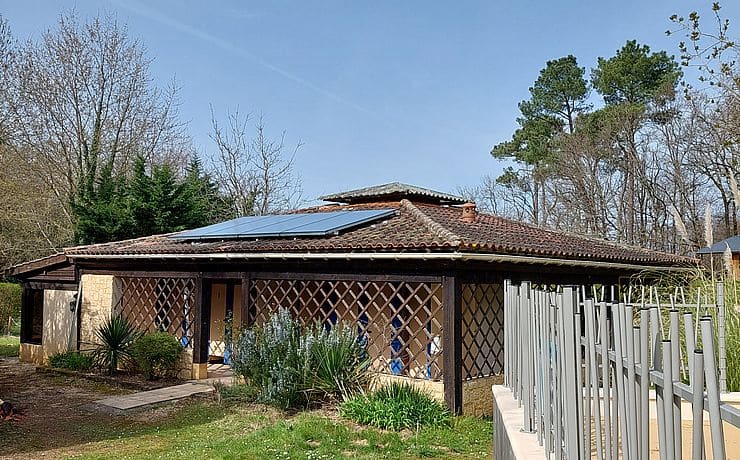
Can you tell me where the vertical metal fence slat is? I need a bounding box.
[613,302,629,459]
[586,299,604,460]
[700,316,726,460]
[691,349,706,460]
[716,283,726,394]
[639,307,650,460]
[670,310,683,460]
[599,300,613,460]
[663,340,677,460]
[625,304,639,460]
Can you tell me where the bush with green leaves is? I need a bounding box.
[0,283,21,335]
[49,351,93,371]
[231,308,369,409]
[302,321,370,399]
[91,315,140,375]
[132,331,184,380]
[340,381,451,430]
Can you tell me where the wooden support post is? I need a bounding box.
[241,273,251,328]
[191,276,211,379]
[443,274,462,415]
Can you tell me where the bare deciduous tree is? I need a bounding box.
[210,108,302,216]
[3,12,191,226]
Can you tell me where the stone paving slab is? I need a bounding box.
[94,382,215,410]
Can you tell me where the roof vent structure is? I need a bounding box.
[461,202,477,223]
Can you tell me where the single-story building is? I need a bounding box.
[6,183,690,415]
[697,235,740,279]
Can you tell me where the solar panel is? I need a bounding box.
[171,209,396,241]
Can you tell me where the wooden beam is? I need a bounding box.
[191,276,212,364]
[79,269,195,279]
[26,282,78,291]
[442,273,462,414]
[247,271,442,284]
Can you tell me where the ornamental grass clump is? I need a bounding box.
[231,307,370,409]
[340,381,451,430]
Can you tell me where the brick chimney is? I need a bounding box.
[461,202,477,223]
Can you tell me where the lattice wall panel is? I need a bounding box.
[115,277,196,347]
[249,279,444,380]
[461,282,504,380]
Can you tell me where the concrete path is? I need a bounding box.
[95,382,216,410]
[94,365,235,411]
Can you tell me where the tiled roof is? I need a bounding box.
[319,182,466,205]
[696,235,740,254]
[64,200,692,267]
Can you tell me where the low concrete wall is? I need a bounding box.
[492,385,546,459]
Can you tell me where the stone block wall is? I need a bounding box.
[79,274,117,349]
[462,374,503,417]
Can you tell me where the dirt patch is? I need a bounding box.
[0,357,207,459]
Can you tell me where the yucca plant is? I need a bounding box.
[92,315,140,375]
[304,322,370,400]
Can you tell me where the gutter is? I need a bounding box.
[67,251,693,272]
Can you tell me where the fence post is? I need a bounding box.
[716,282,727,394]
[700,316,726,460]
[691,349,706,460]
[562,287,580,458]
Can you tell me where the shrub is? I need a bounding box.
[49,351,93,371]
[232,308,304,409]
[340,381,451,430]
[231,308,370,409]
[303,322,370,400]
[132,332,184,380]
[0,283,21,335]
[92,315,140,375]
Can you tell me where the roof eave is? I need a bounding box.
[67,251,694,272]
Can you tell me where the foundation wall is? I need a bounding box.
[462,375,503,417]
[19,343,45,365]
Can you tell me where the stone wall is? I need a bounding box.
[462,374,503,417]
[79,274,118,349]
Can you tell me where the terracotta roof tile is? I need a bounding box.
[65,201,692,267]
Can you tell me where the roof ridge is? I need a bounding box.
[400,199,461,246]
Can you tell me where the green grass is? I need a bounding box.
[68,402,491,459]
[0,335,19,357]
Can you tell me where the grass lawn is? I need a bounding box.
[59,402,491,459]
[0,335,19,357]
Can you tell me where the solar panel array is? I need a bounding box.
[171,209,396,241]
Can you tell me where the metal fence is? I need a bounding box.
[503,280,740,460]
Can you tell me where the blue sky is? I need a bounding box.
[3,1,735,204]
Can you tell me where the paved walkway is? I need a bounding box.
[94,364,234,411]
